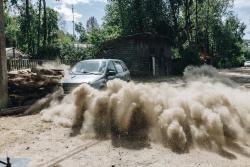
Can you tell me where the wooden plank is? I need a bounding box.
[0,105,30,116]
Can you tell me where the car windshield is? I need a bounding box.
[71,60,107,75]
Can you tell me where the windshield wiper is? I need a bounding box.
[70,70,101,75]
[82,71,101,75]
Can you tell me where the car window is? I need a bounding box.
[71,61,106,74]
[120,61,128,71]
[107,61,116,72]
[114,61,124,73]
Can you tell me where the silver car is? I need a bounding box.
[244,60,250,67]
[61,59,131,93]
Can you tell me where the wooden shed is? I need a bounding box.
[96,33,172,76]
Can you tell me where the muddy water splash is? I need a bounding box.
[40,65,250,157]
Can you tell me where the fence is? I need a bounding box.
[7,59,80,71]
[7,59,42,71]
[60,59,78,66]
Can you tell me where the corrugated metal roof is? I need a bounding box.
[5,47,29,59]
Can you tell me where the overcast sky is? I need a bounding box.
[46,0,250,39]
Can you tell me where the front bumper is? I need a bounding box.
[61,82,106,94]
[62,83,81,94]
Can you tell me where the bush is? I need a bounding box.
[171,47,201,75]
[59,44,97,64]
[182,47,201,67]
[36,46,60,60]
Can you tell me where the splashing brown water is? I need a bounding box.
[39,65,250,157]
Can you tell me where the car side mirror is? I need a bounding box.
[107,70,116,76]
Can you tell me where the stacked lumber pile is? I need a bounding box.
[8,68,64,106]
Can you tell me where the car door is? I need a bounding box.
[106,61,117,80]
[119,61,131,81]
[113,61,127,81]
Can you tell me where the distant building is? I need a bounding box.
[97,33,172,76]
[5,47,29,59]
[73,43,92,49]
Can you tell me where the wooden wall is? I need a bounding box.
[98,37,172,76]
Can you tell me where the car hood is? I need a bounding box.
[61,73,103,84]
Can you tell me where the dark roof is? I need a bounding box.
[80,59,124,62]
[102,32,170,46]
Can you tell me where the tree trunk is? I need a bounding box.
[195,0,198,45]
[26,0,31,54]
[117,0,126,34]
[134,0,144,33]
[184,0,191,43]
[37,0,42,52]
[205,0,209,53]
[169,0,180,47]
[0,0,8,108]
[42,0,47,47]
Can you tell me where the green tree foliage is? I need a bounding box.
[86,26,121,58]
[3,0,248,69]
[85,15,121,58]
[4,13,19,47]
[4,0,67,59]
[104,0,247,69]
[86,16,99,33]
[60,44,86,63]
[104,0,172,37]
[75,22,87,42]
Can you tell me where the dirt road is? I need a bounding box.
[1,115,250,167]
[219,67,250,88]
[1,67,250,167]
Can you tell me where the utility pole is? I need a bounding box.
[0,0,8,108]
[72,4,75,40]
[195,0,198,45]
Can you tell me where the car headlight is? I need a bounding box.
[90,78,106,89]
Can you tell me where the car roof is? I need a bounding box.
[80,59,123,63]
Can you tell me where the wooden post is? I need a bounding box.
[13,47,15,58]
[0,0,8,108]
[152,56,156,76]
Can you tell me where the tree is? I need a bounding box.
[3,0,246,70]
[103,0,122,36]
[17,3,39,55]
[86,16,99,33]
[4,13,19,47]
[37,0,42,49]
[25,0,31,54]
[0,0,8,108]
[4,0,61,58]
[75,22,87,42]
[42,0,47,47]
[46,8,59,45]
[103,0,246,70]
[104,0,171,36]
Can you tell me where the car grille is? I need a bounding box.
[62,83,81,94]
